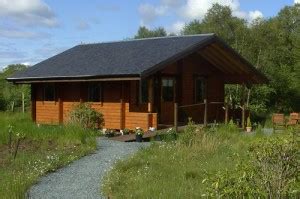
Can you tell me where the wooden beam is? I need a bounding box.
[224,102,228,124]
[148,78,153,113]
[198,50,233,74]
[57,84,63,124]
[174,103,178,132]
[31,84,36,123]
[12,77,141,84]
[203,46,242,74]
[211,44,249,74]
[120,81,125,129]
[204,99,208,127]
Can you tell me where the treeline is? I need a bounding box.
[135,3,300,118]
[0,64,30,112]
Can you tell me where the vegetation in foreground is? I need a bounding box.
[102,122,300,198]
[0,112,97,198]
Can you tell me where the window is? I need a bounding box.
[195,77,206,103]
[44,84,55,101]
[88,83,102,102]
[162,78,174,102]
[141,80,148,103]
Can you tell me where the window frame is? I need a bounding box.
[194,76,206,103]
[161,77,175,102]
[43,83,56,102]
[87,82,102,103]
[140,79,149,104]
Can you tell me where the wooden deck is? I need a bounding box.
[109,131,157,142]
[109,125,188,142]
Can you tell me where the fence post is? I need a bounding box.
[204,99,208,127]
[174,103,178,133]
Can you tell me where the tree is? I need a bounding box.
[134,26,167,39]
[0,64,30,112]
[182,3,300,115]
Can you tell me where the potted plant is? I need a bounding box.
[123,128,130,135]
[246,116,252,133]
[105,129,115,137]
[135,127,144,142]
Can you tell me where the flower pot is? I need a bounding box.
[136,134,143,142]
[246,127,252,133]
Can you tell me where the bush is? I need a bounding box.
[203,133,300,198]
[69,103,104,129]
[180,118,198,146]
[249,134,299,197]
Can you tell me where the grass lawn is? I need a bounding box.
[102,123,299,198]
[0,112,97,198]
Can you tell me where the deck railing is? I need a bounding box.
[174,100,247,132]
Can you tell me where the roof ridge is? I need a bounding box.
[78,33,215,46]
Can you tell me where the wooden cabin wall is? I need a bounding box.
[33,81,156,130]
[35,84,59,124]
[160,53,225,124]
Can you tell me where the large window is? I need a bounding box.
[162,78,174,102]
[195,77,206,103]
[44,84,55,101]
[88,83,102,102]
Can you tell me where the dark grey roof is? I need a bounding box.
[8,34,216,81]
[7,34,268,84]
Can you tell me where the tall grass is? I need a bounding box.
[102,123,299,198]
[0,112,97,198]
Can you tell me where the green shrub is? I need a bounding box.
[249,134,299,197]
[203,133,300,198]
[247,116,252,127]
[179,118,198,146]
[122,128,130,135]
[69,103,104,129]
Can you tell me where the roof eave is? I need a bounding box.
[7,74,141,84]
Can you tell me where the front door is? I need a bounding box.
[160,77,175,124]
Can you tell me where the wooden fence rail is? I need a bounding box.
[174,101,246,130]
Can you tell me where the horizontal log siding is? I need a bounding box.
[36,101,59,124]
[33,82,158,130]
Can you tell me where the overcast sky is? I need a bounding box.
[0,0,298,69]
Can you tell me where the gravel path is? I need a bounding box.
[28,138,149,199]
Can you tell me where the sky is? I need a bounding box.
[0,0,298,69]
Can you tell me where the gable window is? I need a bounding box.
[195,77,206,103]
[88,83,102,102]
[162,78,174,102]
[44,84,55,101]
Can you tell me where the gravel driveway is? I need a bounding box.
[28,138,149,199]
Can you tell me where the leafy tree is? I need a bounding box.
[134,26,167,39]
[0,64,30,112]
[182,3,300,116]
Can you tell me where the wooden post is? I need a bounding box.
[241,104,245,129]
[204,99,208,127]
[55,84,62,124]
[225,103,228,124]
[241,84,246,129]
[174,103,178,133]
[22,91,25,113]
[31,84,36,122]
[58,98,63,124]
[148,78,153,113]
[120,81,125,130]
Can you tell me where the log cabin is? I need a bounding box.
[7,34,268,130]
